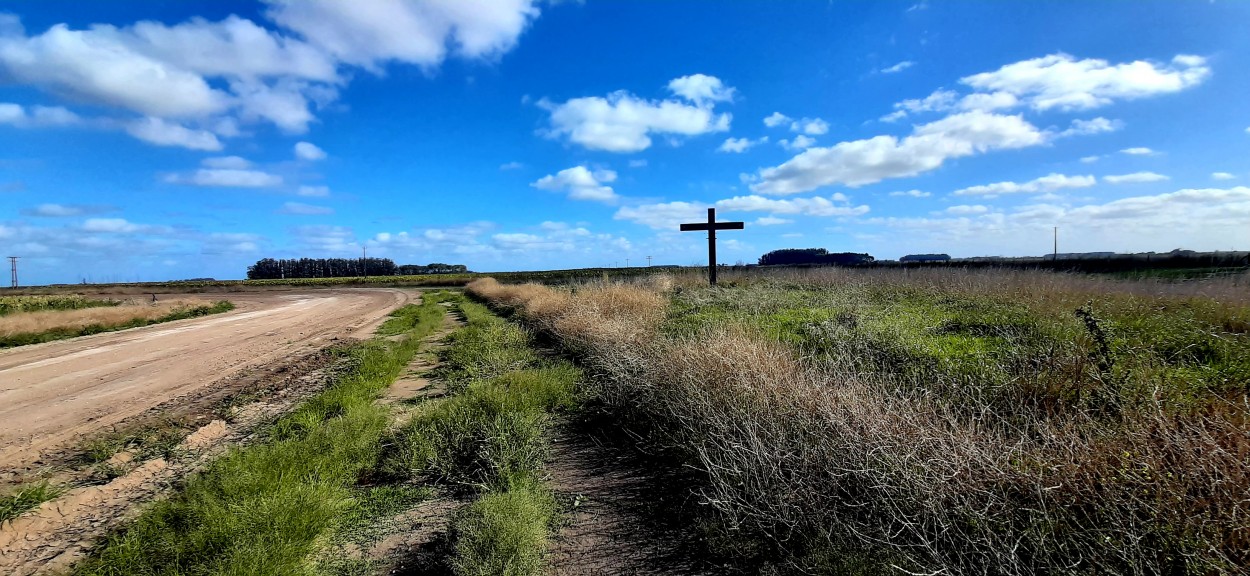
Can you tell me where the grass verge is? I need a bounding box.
[384,298,574,576]
[73,292,452,575]
[0,300,235,348]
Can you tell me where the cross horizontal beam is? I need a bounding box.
[679,221,744,231]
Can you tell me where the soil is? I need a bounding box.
[0,288,414,476]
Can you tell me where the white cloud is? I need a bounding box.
[1060,117,1122,137]
[615,193,869,230]
[763,112,791,128]
[264,0,539,71]
[1212,172,1236,181]
[613,201,707,230]
[956,91,1019,112]
[1080,155,1101,164]
[531,166,618,203]
[0,103,80,127]
[755,216,792,226]
[294,141,327,160]
[954,173,1096,196]
[125,117,223,150]
[790,117,829,135]
[961,53,1210,111]
[716,194,869,217]
[1104,171,1169,184]
[889,189,931,197]
[779,134,816,151]
[1120,147,1158,156]
[278,201,333,215]
[298,185,331,197]
[667,73,735,105]
[201,155,251,169]
[499,161,524,170]
[882,89,958,121]
[943,204,989,215]
[879,61,914,74]
[539,81,733,152]
[751,110,1046,195]
[718,136,767,153]
[81,218,145,233]
[167,168,283,187]
[24,203,108,217]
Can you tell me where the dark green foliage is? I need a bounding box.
[0,482,64,523]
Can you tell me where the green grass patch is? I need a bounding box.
[450,484,556,576]
[0,300,235,348]
[0,481,65,523]
[384,299,575,575]
[74,295,454,576]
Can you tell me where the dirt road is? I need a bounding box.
[0,289,414,474]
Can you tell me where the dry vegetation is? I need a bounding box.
[467,268,1249,575]
[0,298,209,337]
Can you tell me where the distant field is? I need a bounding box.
[468,267,1250,574]
[0,295,120,316]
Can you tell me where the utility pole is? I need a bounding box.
[7,256,16,288]
[1053,227,1058,261]
[361,246,367,277]
[626,258,630,268]
[646,255,652,267]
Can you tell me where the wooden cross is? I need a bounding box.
[680,208,744,286]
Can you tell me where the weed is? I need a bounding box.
[449,483,556,576]
[0,481,65,523]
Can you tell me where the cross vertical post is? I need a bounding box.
[680,208,744,286]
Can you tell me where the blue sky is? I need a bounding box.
[2,1,1249,284]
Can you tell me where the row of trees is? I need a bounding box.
[758,248,876,266]
[246,258,470,280]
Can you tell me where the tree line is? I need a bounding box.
[246,258,470,280]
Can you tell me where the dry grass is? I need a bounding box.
[0,298,212,337]
[467,271,1250,575]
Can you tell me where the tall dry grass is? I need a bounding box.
[467,273,1249,575]
[0,299,213,337]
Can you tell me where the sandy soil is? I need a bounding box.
[0,288,414,474]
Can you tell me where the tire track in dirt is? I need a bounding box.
[0,288,413,476]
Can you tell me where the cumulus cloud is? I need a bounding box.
[755,216,792,226]
[264,0,539,70]
[778,134,816,151]
[1120,147,1158,156]
[0,4,541,145]
[1104,171,1169,184]
[750,110,1046,195]
[614,194,868,230]
[538,77,733,152]
[879,61,914,74]
[943,204,989,215]
[763,112,791,128]
[0,103,80,127]
[1080,155,1101,163]
[278,201,333,215]
[125,117,222,150]
[718,136,767,153]
[531,166,618,203]
[1212,172,1235,181]
[667,73,736,105]
[790,117,829,135]
[954,173,1096,197]
[166,168,283,187]
[884,53,1209,123]
[889,189,931,197]
[294,141,327,160]
[1060,117,1122,137]
[80,217,170,234]
[201,155,251,169]
[961,53,1210,111]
